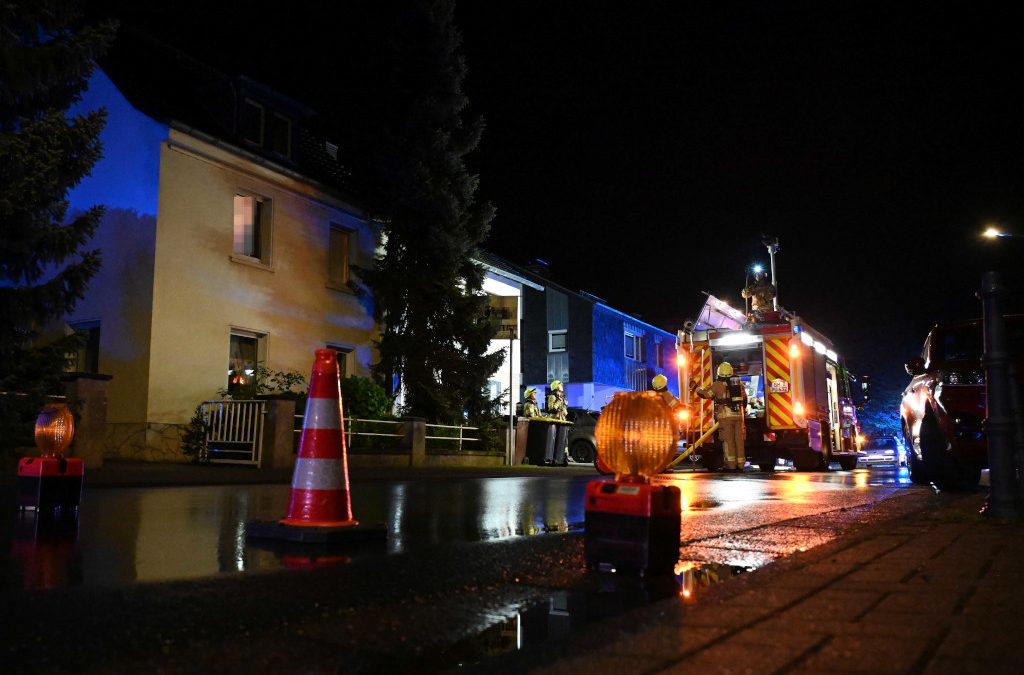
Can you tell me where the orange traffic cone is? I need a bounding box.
[247,349,386,544]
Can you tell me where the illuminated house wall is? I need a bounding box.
[65,66,378,461]
[516,265,679,412]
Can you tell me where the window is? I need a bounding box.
[548,329,567,352]
[327,344,353,377]
[270,113,292,158]
[228,330,266,396]
[242,99,264,145]
[654,341,663,368]
[624,332,644,361]
[328,225,352,287]
[233,193,272,264]
[69,320,100,373]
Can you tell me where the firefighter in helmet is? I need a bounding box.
[651,374,677,408]
[742,270,776,321]
[546,380,568,421]
[691,361,747,471]
[522,387,541,418]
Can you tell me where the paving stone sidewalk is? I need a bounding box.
[532,489,1024,675]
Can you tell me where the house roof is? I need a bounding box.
[99,25,355,202]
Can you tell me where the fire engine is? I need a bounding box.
[677,295,861,472]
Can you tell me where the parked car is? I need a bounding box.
[566,407,600,463]
[857,436,905,467]
[901,315,1024,487]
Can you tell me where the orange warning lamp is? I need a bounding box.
[586,391,682,577]
[34,404,75,457]
[594,391,677,481]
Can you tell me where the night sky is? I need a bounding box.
[86,1,1024,414]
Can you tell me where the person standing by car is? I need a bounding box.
[691,362,747,471]
[547,380,568,421]
[522,387,541,418]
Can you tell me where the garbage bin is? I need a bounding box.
[524,418,557,465]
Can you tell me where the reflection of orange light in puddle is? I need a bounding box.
[779,473,814,502]
[660,473,699,511]
[853,470,869,488]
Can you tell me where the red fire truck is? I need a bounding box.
[678,295,861,472]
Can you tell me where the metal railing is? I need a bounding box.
[425,422,480,453]
[293,416,404,452]
[200,399,266,465]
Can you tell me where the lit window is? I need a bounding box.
[549,330,567,352]
[328,225,351,287]
[233,193,272,264]
[228,330,266,396]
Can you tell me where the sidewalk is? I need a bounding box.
[527,488,1024,675]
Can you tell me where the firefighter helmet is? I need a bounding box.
[651,374,668,391]
[717,362,734,378]
[550,380,563,391]
[525,387,537,399]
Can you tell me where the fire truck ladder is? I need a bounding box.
[665,421,720,470]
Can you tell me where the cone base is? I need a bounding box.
[246,519,387,544]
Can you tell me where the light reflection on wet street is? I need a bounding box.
[1,465,916,591]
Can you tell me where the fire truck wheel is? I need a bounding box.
[793,449,830,472]
[703,449,724,472]
[837,456,858,471]
[757,460,776,472]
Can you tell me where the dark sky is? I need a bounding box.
[86,1,1024,389]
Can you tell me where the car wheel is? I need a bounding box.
[570,440,596,464]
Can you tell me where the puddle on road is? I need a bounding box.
[346,560,751,672]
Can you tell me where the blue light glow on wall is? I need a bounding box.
[66,69,168,217]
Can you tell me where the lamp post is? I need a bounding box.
[762,236,780,310]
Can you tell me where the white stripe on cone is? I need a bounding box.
[304,397,343,430]
[292,457,347,491]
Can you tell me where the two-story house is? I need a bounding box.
[489,258,680,412]
[65,30,379,461]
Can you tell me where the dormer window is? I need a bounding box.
[270,113,291,158]
[242,99,264,145]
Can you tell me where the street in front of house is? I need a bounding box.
[2,466,912,591]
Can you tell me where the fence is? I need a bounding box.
[292,416,405,452]
[200,399,267,465]
[424,422,480,453]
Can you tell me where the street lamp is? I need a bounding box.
[982,226,1015,239]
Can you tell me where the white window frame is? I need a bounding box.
[227,328,268,395]
[327,224,353,290]
[548,329,567,353]
[624,331,644,361]
[232,191,273,268]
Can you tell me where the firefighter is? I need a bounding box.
[522,387,541,418]
[652,374,679,409]
[547,380,568,421]
[691,361,747,471]
[742,270,776,321]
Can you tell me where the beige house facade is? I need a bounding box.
[66,66,379,461]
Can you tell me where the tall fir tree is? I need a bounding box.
[0,1,114,447]
[361,0,503,423]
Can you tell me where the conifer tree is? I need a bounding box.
[361,0,503,423]
[0,1,114,446]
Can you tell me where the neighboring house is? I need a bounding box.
[64,31,378,461]
[475,252,545,417]
[491,258,680,412]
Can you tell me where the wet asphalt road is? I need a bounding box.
[2,465,911,589]
[0,465,919,673]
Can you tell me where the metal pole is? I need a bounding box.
[508,332,514,466]
[978,270,1020,518]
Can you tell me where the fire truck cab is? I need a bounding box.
[679,296,860,472]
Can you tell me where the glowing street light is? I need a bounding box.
[983,226,1014,239]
